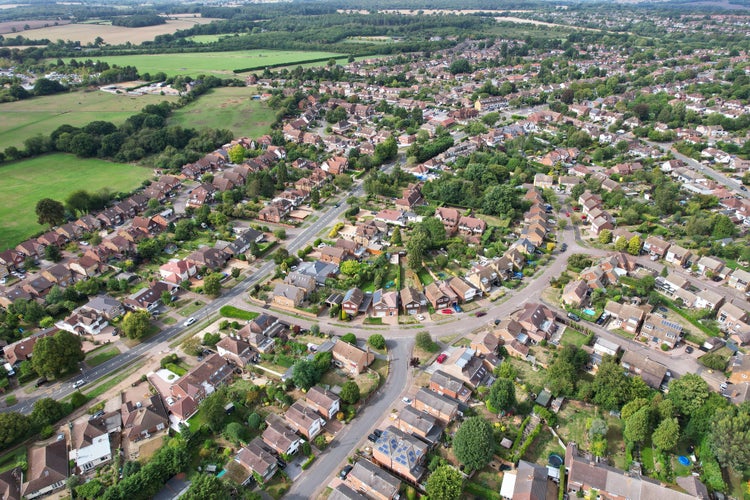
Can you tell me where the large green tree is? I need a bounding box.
[623,407,651,444]
[31,398,67,429]
[182,473,230,500]
[0,412,30,450]
[652,417,679,452]
[203,273,222,297]
[31,330,84,378]
[591,358,632,411]
[487,378,516,413]
[453,416,493,472]
[35,198,65,227]
[340,380,360,404]
[121,310,152,340]
[667,374,709,417]
[709,404,750,470]
[292,359,321,391]
[425,465,463,500]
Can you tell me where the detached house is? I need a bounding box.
[285,401,325,439]
[729,268,750,292]
[429,370,471,402]
[332,340,374,375]
[413,388,459,424]
[306,386,341,420]
[399,287,426,315]
[234,438,278,484]
[371,289,399,318]
[516,303,558,343]
[342,287,366,317]
[344,459,401,500]
[21,441,68,499]
[272,283,305,308]
[435,207,460,234]
[216,336,257,368]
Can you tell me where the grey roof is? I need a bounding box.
[347,459,400,498]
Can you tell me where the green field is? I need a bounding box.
[169,87,276,137]
[186,34,241,43]
[0,154,152,249]
[74,50,344,77]
[0,90,177,152]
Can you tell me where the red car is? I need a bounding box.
[436,353,448,364]
[475,311,487,317]
[566,211,570,217]
[441,309,454,314]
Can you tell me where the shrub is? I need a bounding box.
[301,455,316,470]
[301,441,312,456]
[160,353,178,368]
[314,434,327,449]
[368,334,386,350]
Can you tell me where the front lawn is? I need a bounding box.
[179,301,206,317]
[86,347,121,367]
[560,328,590,348]
[220,305,259,321]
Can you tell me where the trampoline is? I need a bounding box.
[548,453,564,468]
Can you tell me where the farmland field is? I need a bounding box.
[0,90,177,152]
[0,154,152,249]
[186,33,242,44]
[77,50,344,77]
[169,87,276,140]
[15,16,219,45]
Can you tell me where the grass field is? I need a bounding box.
[0,90,177,152]
[0,154,152,249]
[169,87,276,137]
[186,33,242,44]
[78,50,344,77]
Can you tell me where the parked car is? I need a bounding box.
[373,429,383,438]
[436,353,448,364]
[401,397,412,404]
[475,311,486,317]
[34,377,48,388]
[494,318,501,326]
[567,312,581,322]
[441,309,454,315]
[685,346,694,354]
[367,433,379,443]
[276,458,287,470]
[339,465,353,479]
[185,317,197,326]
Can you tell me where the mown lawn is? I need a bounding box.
[219,305,259,321]
[0,154,153,249]
[86,347,121,367]
[169,87,277,139]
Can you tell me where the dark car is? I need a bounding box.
[339,465,354,479]
[34,377,48,388]
[685,346,694,354]
[367,433,379,443]
[475,311,487,317]
[567,312,581,322]
[561,243,568,252]
[276,458,287,469]
[373,429,383,439]
[494,318,501,325]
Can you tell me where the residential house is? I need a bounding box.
[441,348,490,389]
[429,370,471,403]
[562,280,589,308]
[448,277,476,303]
[234,438,278,484]
[499,460,549,500]
[424,282,453,310]
[320,246,349,265]
[372,426,428,483]
[695,289,725,312]
[533,173,554,189]
[84,295,123,320]
[471,329,499,356]
[620,351,668,389]
[696,255,726,278]
[41,264,74,287]
[69,255,106,279]
[0,467,21,500]
[396,406,443,444]
[185,247,230,271]
[604,301,646,335]
[458,215,486,237]
[306,386,341,420]
[717,301,750,333]
[169,354,234,421]
[272,283,305,308]
[399,287,426,315]
[466,266,500,295]
[345,459,401,500]
[55,307,110,336]
[16,239,44,262]
[729,268,750,292]
[216,336,257,368]
[342,287,365,317]
[435,207,460,234]
[664,272,689,292]
[643,236,671,258]
[37,231,66,248]
[224,228,264,257]
[262,414,304,456]
[374,209,407,227]
[23,276,54,299]
[592,338,620,364]
[123,281,177,312]
[332,340,374,375]
[70,414,120,473]
[21,441,68,499]
[258,201,292,223]
[413,388,459,424]
[516,303,558,343]
[640,313,682,349]
[330,485,368,500]
[665,244,692,266]
[121,390,168,442]
[158,260,197,285]
[297,260,339,286]
[284,272,316,294]
[565,442,697,500]
[285,400,325,439]
[371,289,399,318]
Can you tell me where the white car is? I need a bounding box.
[72,379,86,389]
[185,317,197,327]
[402,397,412,404]
[416,314,425,321]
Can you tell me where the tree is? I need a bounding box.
[341,333,356,345]
[588,418,609,441]
[247,412,262,429]
[667,374,709,417]
[44,244,62,263]
[202,390,227,433]
[425,465,463,500]
[449,59,472,74]
[368,334,386,350]
[598,229,612,244]
[652,417,679,451]
[228,144,245,164]
[0,412,30,449]
[31,330,84,378]
[35,198,65,227]
[709,405,750,470]
[487,378,516,412]
[31,398,67,428]
[390,227,402,246]
[453,416,494,472]
[292,359,321,390]
[591,358,632,411]
[482,184,522,217]
[76,478,104,499]
[203,273,222,297]
[415,332,438,352]
[224,422,248,445]
[121,310,152,340]
[340,380,360,404]
[623,407,651,444]
[627,235,642,256]
[405,230,429,270]
[182,473,230,500]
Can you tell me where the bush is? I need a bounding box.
[301,455,316,470]
[313,435,327,449]
[415,332,439,352]
[70,391,89,409]
[160,353,178,368]
[301,441,311,456]
[202,332,221,346]
[341,333,356,344]
[368,334,386,350]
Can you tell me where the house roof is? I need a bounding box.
[285,401,323,430]
[0,468,21,500]
[414,388,459,416]
[329,484,368,500]
[373,426,428,476]
[236,437,276,478]
[22,440,67,497]
[306,386,340,412]
[332,340,373,368]
[262,414,301,453]
[347,459,400,498]
[621,351,668,388]
[500,460,548,500]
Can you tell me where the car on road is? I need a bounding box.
[475,311,486,317]
[339,465,354,479]
[441,309,454,315]
[402,397,412,404]
[685,346,694,354]
[560,243,567,252]
[494,318,501,325]
[185,317,197,326]
[567,312,581,322]
[742,186,748,192]
[72,379,86,389]
[334,203,340,208]
[436,353,448,364]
